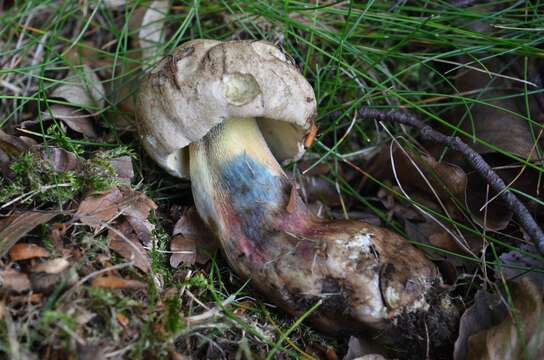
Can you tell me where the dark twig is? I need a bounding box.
[359,107,544,256]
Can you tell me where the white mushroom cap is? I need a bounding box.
[136,39,317,178]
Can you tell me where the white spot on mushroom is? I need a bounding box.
[350,233,373,253]
[384,286,401,307]
[356,275,387,320]
[335,232,374,261]
[223,72,261,106]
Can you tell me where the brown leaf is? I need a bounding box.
[286,183,297,214]
[499,244,544,291]
[108,219,151,273]
[465,153,543,228]
[77,186,156,272]
[31,258,70,274]
[0,129,32,156]
[9,243,50,261]
[50,64,105,109]
[0,211,58,257]
[404,217,482,257]
[371,143,513,239]
[300,174,339,206]
[169,235,196,268]
[465,168,513,231]
[126,214,154,247]
[454,290,508,360]
[91,276,146,289]
[109,156,134,183]
[34,64,105,138]
[304,122,318,148]
[169,351,189,360]
[0,269,30,293]
[119,186,157,219]
[40,146,79,172]
[390,145,467,207]
[466,280,544,360]
[64,40,113,69]
[452,57,539,160]
[41,105,97,137]
[75,187,124,226]
[172,208,218,266]
[0,148,9,174]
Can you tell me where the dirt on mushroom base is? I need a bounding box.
[381,284,460,359]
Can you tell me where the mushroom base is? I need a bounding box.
[188,118,458,351]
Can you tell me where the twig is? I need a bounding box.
[184,295,236,326]
[359,107,544,256]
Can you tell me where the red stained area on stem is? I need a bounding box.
[214,194,266,264]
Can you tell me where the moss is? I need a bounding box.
[0,147,135,208]
[2,151,79,204]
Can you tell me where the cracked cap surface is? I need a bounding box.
[136,39,317,178]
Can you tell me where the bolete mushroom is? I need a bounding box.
[137,39,457,349]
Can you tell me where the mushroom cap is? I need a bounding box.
[136,39,317,178]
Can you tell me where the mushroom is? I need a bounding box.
[137,39,457,349]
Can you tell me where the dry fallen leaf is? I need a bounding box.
[169,235,196,268]
[91,276,146,289]
[466,280,544,360]
[0,269,31,293]
[171,208,218,267]
[108,219,151,273]
[454,289,508,360]
[451,57,539,160]
[40,146,79,172]
[9,243,50,261]
[0,133,38,175]
[0,129,34,157]
[25,64,105,138]
[138,0,169,62]
[118,186,157,220]
[50,64,105,109]
[125,212,154,247]
[75,187,124,227]
[499,244,544,290]
[76,186,157,273]
[41,105,98,137]
[0,210,58,257]
[109,156,134,183]
[370,143,514,248]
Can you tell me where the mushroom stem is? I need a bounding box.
[188,117,457,345]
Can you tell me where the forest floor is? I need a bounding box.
[1,1,544,359]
